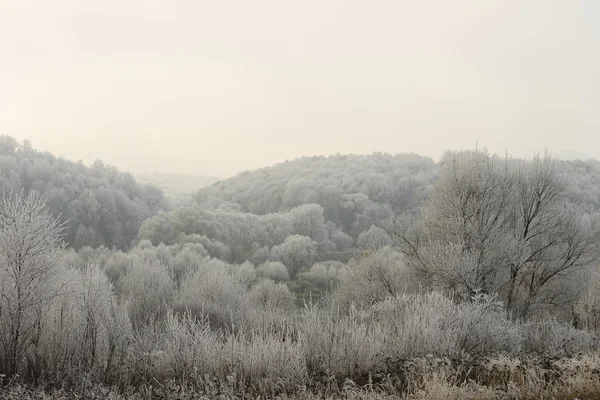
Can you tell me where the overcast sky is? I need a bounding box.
[1,1,599,178]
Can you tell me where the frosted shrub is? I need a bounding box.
[121,259,175,331]
[225,330,307,394]
[249,279,297,314]
[158,311,223,380]
[103,250,133,287]
[233,261,257,287]
[60,248,85,270]
[175,258,251,332]
[32,265,131,382]
[300,305,384,381]
[574,266,600,333]
[171,243,208,285]
[520,319,598,356]
[334,247,413,310]
[147,311,306,395]
[371,292,521,359]
[257,261,290,282]
[371,292,460,358]
[454,293,522,356]
[356,225,392,250]
[77,245,111,270]
[20,267,81,380]
[0,192,67,377]
[297,261,345,293]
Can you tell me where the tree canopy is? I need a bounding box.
[0,136,167,250]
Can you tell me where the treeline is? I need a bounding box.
[137,152,600,283]
[137,203,359,267]
[196,153,438,237]
[0,136,167,250]
[133,154,435,271]
[5,136,600,274]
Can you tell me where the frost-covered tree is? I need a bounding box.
[270,235,317,278]
[0,192,66,376]
[396,150,600,319]
[0,136,167,250]
[334,247,411,310]
[194,153,437,236]
[256,261,290,282]
[356,225,392,250]
[233,261,257,287]
[249,279,296,313]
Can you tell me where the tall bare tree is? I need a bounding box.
[0,191,66,376]
[395,150,600,319]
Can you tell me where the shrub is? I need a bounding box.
[454,292,522,356]
[257,261,290,282]
[520,319,598,356]
[171,243,208,285]
[132,310,306,396]
[225,330,307,395]
[249,279,297,314]
[370,292,461,358]
[370,292,521,359]
[28,265,131,383]
[333,247,413,310]
[121,259,175,331]
[174,258,251,332]
[233,261,257,287]
[300,305,383,382]
[0,192,66,377]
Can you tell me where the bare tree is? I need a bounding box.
[0,191,66,376]
[395,150,600,319]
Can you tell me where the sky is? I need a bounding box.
[1,1,600,178]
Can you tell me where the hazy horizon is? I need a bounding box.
[2,1,600,177]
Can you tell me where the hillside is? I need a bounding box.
[196,153,439,237]
[0,136,167,250]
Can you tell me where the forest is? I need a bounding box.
[1,136,600,399]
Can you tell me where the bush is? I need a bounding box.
[333,247,413,310]
[225,330,307,395]
[132,310,306,396]
[174,258,251,332]
[121,259,175,331]
[370,292,460,359]
[520,319,598,356]
[171,243,208,285]
[249,279,297,314]
[370,292,521,359]
[233,261,257,287]
[27,265,131,383]
[300,305,383,382]
[257,261,290,282]
[455,292,522,356]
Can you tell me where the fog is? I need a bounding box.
[1,1,599,177]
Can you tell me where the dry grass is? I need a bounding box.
[300,304,384,383]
